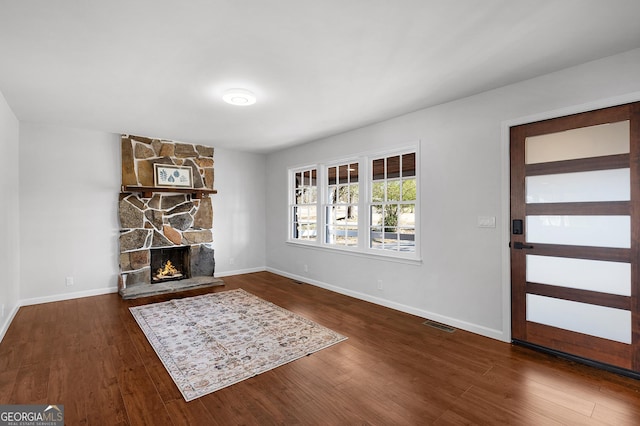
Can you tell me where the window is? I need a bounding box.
[288,147,418,260]
[370,153,416,252]
[325,163,359,246]
[291,168,317,241]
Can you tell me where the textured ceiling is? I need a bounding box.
[1,0,640,152]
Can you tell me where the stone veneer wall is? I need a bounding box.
[121,134,214,189]
[118,134,216,290]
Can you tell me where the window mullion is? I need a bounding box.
[318,166,326,246]
[355,157,364,249]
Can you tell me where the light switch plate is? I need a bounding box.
[477,216,496,228]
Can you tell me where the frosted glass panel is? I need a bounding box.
[526,255,630,296]
[526,169,629,203]
[526,121,629,164]
[526,215,630,248]
[527,294,631,343]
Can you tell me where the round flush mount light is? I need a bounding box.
[222,88,257,106]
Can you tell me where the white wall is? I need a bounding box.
[0,90,20,340]
[210,147,267,276]
[265,48,640,341]
[19,124,122,302]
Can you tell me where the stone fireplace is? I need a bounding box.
[118,134,223,298]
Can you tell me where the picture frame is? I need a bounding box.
[154,164,193,188]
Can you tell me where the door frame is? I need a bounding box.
[500,93,640,344]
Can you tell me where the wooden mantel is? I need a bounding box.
[121,185,218,199]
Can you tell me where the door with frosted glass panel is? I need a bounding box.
[510,102,640,373]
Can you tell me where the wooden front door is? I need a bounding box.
[510,102,640,374]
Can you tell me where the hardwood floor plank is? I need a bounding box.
[80,349,129,426]
[116,364,173,426]
[1,271,640,425]
[434,409,480,425]
[0,369,19,403]
[47,355,88,425]
[199,383,278,426]
[480,365,597,416]
[592,401,640,425]
[18,306,53,367]
[468,369,607,424]
[9,361,50,404]
[444,385,566,425]
[0,342,28,372]
[163,399,219,426]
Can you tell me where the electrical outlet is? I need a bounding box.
[65,276,74,287]
[303,264,309,273]
[229,258,235,265]
[377,280,383,290]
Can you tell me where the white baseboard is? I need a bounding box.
[267,267,508,342]
[0,303,20,343]
[20,286,119,307]
[215,266,267,278]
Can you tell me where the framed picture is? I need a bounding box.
[154,164,193,188]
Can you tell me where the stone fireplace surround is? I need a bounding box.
[118,134,223,298]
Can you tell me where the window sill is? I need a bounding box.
[285,240,422,266]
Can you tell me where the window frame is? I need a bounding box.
[289,166,319,243]
[287,144,420,262]
[369,151,417,254]
[323,159,361,248]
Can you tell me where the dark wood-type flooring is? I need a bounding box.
[2,271,640,425]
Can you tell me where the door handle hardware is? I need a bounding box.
[511,242,534,250]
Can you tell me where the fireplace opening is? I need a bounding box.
[150,247,190,283]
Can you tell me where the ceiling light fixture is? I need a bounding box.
[222,88,257,106]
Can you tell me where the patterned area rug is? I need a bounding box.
[130,288,347,401]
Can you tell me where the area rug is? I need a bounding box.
[129,288,347,401]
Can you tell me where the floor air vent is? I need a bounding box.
[423,320,455,333]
